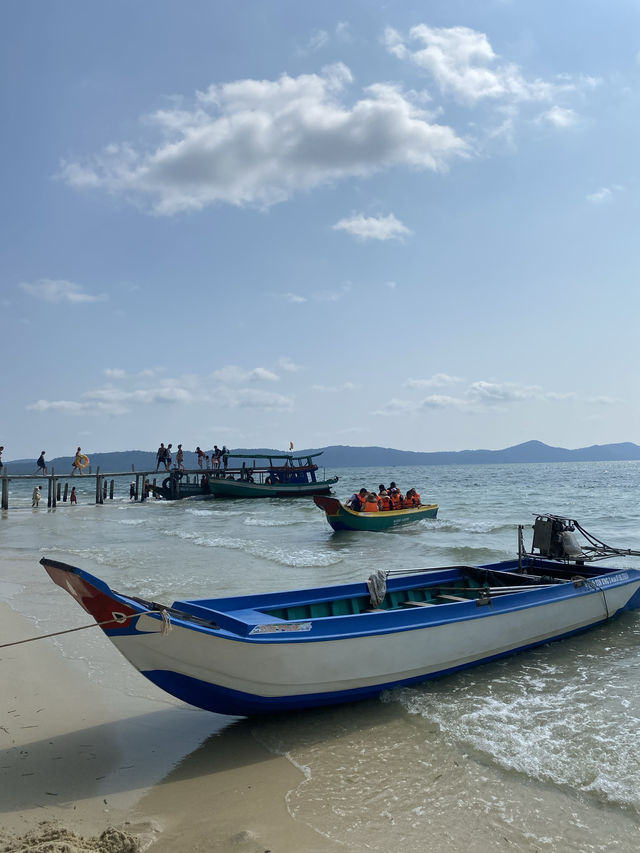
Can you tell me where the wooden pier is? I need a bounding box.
[0,467,210,509]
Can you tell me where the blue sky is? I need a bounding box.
[2,0,640,460]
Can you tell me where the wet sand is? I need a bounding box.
[0,595,339,852]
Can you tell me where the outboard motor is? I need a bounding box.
[532,516,584,561]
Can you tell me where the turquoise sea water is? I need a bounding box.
[2,461,640,850]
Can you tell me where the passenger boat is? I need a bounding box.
[152,472,211,501]
[314,495,438,531]
[206,451,338,498]
[40,515,640,717]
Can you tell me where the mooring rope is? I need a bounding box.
[0,607,172,650]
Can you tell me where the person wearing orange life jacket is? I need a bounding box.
[403,488,419,508]
[362,492,380,512]
[388,482,403,509]
[347,487,369,511]
[377,487,392,511]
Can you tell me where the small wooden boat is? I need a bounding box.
[207,451,338,498]
[314,495,438,531]
[41,515,640,716]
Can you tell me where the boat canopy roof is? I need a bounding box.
[227,451,323,462]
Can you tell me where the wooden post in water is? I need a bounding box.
[47,476,52,508]
[56,480,61,502]
[63,482,68,502]
[95,467,102,505]
[1,470,8,510]
[51,470,57,507]
[103,479,107,501]
[109,479,114,500]
[134,473,140,501]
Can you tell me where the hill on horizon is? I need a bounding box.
[4,440,640,474]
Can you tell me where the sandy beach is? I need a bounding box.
[0,588,340,852]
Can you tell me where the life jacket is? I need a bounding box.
[390,490,402,509]
[378,493,391,511]
[412,491,421,506]
[363,497,379,512]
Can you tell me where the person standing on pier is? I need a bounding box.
[35,451,47,475]
[176,444,184,470]
[164,444,173,471]
[0,446,4,471]
[155,443,166,471]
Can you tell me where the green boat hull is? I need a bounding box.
[314,495,438,531]
[208,476,339,499]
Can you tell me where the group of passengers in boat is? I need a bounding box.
[346,482,421,512]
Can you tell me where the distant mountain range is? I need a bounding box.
[4,440,640,475]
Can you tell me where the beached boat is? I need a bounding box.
[314,495,438,531]
[40,515,640,716]
[206,451,338,498]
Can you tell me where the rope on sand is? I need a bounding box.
[0,607,172,649]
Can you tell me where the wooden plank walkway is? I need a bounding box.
[0,468,211,509]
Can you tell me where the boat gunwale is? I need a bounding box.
[40,557,640,645]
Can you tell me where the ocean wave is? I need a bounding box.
[162,528,341,567]
[243,517,302,527]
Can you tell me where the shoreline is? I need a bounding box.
[0,586,340,852]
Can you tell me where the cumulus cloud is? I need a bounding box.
[535,105,579,128]
[277,356,302,372]
[385,25,590,106]
[587,185,622,204]
[27,364,292,416]
[405,373,464,389]
[19,278,107,304]
[213,365,279,383]
[376,378,575,416]
[59,64,467,214]
[332,212,411,241]
[311,382,360,392]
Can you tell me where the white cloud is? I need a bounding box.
[104,368,127,379]
[586,185,623,204]
[385,25,582,106]
[467,380,541,403]
[19,278,108,304]
[59,64,467,214]
[216,387,294,410]
[535,105,579,128]
[282,292,307,304]
[311,382,360,393]
[213,365,278,383]
[277,356,302,372]
[405,373,464,389]
[332,212,411,242]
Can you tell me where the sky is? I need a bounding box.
[2,0,640,460]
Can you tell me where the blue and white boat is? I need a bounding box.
[41,515,640,717]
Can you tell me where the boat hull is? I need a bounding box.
[41,557,640,716]
[208,476,338,498]
[314,495,438,531]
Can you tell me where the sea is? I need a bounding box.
[2,461,640,851]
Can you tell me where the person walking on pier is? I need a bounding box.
[164,444,173,471]
[0,446,4,471]
[32,486,41,507]
[176,444,184,470]
[155,443,166,471]
[71,447,84,475]
[35,451,47,475]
